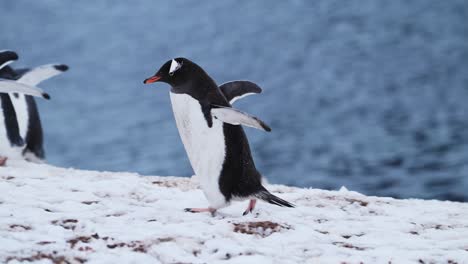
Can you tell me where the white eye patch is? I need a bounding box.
[169,59,182,75]
[0,60,14,70]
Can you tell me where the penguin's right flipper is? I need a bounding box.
[0,79,50,99]
[0,50,18,70]
[211,105,271,132]
[16,64,69,86]
[219,81,262,105]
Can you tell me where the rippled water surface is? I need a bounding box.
[1,1,468,201]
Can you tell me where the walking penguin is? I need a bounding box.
[144,58,294,215]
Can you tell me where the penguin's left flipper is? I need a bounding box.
[16,64,69,86]
[211,105,271,132]
[219,81,262,105]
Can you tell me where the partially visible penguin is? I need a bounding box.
[0,50,61,165]
[0,50,21,165]
[144,58,294,215]
[0,51,50,98]
[0,63,68,162]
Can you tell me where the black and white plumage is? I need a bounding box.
[144,58,293,215]
[0,51,48,162]
[0,50,50,98]
[0,51,68,162]
[219,80,262,105]
[5,64,68,161]
[0,51,22,161]
[0,50,18,70]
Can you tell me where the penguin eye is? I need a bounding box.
[169,59,182,76]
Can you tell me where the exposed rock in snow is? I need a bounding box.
[1,161,467,263]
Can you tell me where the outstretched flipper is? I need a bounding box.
[211,105,271,132]
[219,81,262,104]
[0,79,50,99]
[15,64,69,86]
[0,50,18,70]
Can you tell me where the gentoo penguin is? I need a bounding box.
[0,50,51,102]
[144,58,294,215]
[0,51,53,165]
[0,63,69,161]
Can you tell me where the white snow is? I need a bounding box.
[1,161,467,263]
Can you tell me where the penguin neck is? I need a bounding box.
[170,76,218,103]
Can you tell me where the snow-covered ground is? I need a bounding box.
[3,1,468,201]
[1,162,467,263]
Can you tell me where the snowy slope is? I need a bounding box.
[0,162,467,263]
[3,1,468,201]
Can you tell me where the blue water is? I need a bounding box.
[1,1,468,201]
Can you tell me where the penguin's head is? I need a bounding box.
[143,57,194,87]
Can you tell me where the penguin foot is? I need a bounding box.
[0,156,7,166]
[184,207,217,216]
[242,199,257,216]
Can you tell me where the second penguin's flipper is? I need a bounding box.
[0,79,50,99]
[211,105,271,132]
[219,81,262,104]
[0,50,18,70]
[16,64,69,86]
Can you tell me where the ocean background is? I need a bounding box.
[1,1,467,201]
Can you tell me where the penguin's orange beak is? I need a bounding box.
[143,75,161,84]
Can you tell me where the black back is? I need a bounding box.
[152,58,264,201]
[23,95,44,158]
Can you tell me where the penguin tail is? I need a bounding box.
[255,188,295,208]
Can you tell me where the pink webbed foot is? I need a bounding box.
[184,207,217,216]
[243,199,257,216]
[0,156,7,166]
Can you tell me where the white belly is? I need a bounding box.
[9,93,29,140]
[0,101,25,159]
[170,92,227,208]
